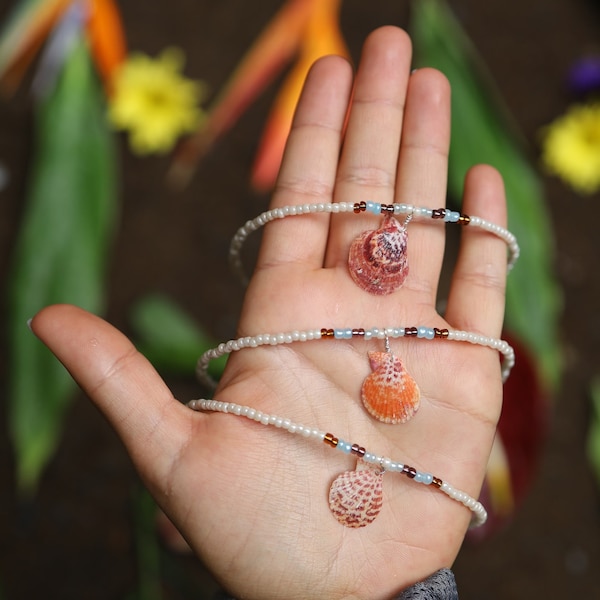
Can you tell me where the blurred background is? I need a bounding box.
[1,0,599,598]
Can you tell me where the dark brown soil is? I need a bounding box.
[1,0,600,598]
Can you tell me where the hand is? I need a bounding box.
[32,26,507,600]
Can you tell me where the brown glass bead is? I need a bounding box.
[403,465,417,479]
[352,328,365,336]
[324,433,339,447]
[432,477,443,488]
[432,208,446,219]
[353,203,361,214]
[405,326,418,336]
[458,213,471,225]
[351,444,366,457]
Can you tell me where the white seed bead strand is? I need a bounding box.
[228,201,519,284]
[446,329,515,382]
[229,202,356,284]
[196,327,325,390]
[195,325,515,390]
[187,398,488,527]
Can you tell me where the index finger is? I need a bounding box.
[255,55,353,273]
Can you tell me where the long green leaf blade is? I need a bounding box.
[8,34,117,493]
[411,0,562,388]
[130,294,227,380]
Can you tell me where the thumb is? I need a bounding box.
[30,304,190,480]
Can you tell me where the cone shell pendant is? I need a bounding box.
[348,214,408,295]
[361,351,420,424]
[329,459,384,528]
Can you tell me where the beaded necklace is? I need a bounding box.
[187,399,488,528]
[187,199,516,528]
[229,201,519,288]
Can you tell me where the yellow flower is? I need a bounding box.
[108,48,205,154]
[540,102,600,195]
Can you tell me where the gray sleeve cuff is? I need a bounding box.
[396,568,458,600]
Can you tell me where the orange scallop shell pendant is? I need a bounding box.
[361,351,420,424]
[348,215,408,295]
[329,459,384,528]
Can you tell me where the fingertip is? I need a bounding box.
[363,25,412,58]
[305,53,353,82]
[408,66,451,99]
[31,304,119,368]
[292,53,353,131]
[463,164,507,228]
[30,304,93,352]
[30,304,135,396]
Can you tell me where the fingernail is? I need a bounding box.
[26,318,33,331]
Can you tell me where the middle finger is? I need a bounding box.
[326,26,412,268]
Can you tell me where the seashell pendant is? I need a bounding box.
[329,459,384,528]
[361,351,420,424]
[348,214,408,295]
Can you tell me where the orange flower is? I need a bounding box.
[0,0,73,95]
[0,0,126,96]
[85,0,127,95]
[169,0,349,191]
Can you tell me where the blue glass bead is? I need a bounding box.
[365,201,380,214]
[337,440,352,454]
[444,210,460,223]
[344,328,353,339]
[334,329,344,339]
[414,472,433,485]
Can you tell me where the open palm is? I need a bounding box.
[33,27,508,600]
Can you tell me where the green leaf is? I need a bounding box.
[588,378,600,490]
[8,35,117,494]
[410,0,563,389]
[130,294,226,380]
[131,485,162,600]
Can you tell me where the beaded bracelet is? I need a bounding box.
[196,324,515,389]
[196,324,513,427]
[187,398,488,529]
[229,201,519,291]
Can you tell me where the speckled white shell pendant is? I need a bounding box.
[328,459,384,528]
[361,351,420,424]
[348,215,409,295]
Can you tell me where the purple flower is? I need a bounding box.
[567,56,600,96]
